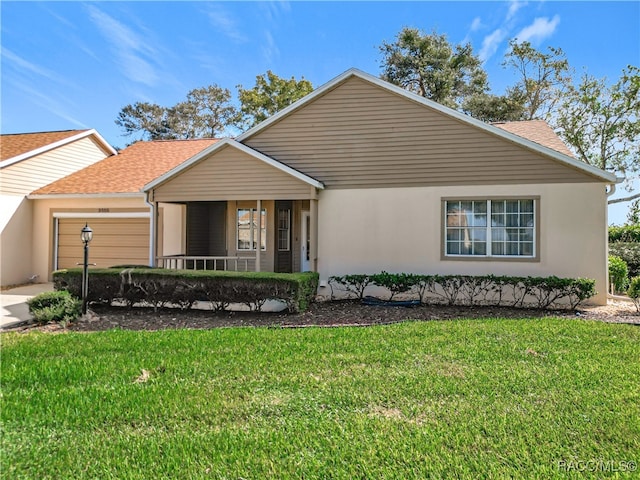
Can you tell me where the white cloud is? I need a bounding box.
[6,77,87,128]
[1,47,74,86]
[85,5,160,86]
[261,30,280,64]
[204,5,247,43]
[470,17,483,32]
[259,1,291,24]
[479,28,508,62]
[506,0,528,21]
[514,15,561,44]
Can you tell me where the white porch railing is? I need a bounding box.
[156,256,250,271]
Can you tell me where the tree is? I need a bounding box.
[379,28,488,109]
[237,71,313,129]
[461,92,525,123]
[115,84,238,141]
[115,102,168,141]
[626,199,640,224]
[503,40,571,120]
[554,66,640,204]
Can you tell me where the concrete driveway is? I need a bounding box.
[1,283,53,330]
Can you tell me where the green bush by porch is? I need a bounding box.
[53,268,319,313]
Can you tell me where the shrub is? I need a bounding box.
[328,273,596,310]
[609,225,640,243]
[608,255,629,294]
[627,276,640,312]
[53,268,318,313]
[369,272,419,300]
[27,290,81,325]
[609,243,640,278]
[328,274,372,300]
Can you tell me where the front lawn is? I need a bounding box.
[2,318,639,478]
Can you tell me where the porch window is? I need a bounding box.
[277,208,291,251]
[444,199,536,258]
[237,208,266,251]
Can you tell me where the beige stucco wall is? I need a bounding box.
[1,196,33,286]
[160,203,185,256]
[317,183,608,305]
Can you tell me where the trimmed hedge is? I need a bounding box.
[329,272,596,310]
[53,268,319,313]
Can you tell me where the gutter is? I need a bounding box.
[144,190,156,267]
[27,192,144,200]
[606,176,626,198]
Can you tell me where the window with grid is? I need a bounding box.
[237,208,266,251]
[444,199,535,258]
[277,208,291,251]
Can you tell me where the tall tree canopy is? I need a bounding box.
[115,85,238,141]
[237,71,313,129]
[502,40,571,121]
[554,65,640,203]
[379,28,488,109]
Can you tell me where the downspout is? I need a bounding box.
[144,190,157,267]
[605,177,625,297]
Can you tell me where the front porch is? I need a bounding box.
[143,138,323,274]
[153,198,318,273]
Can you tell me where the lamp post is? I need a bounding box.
[81,223,93,315]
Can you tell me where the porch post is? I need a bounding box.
[310,192,318,272]
[255,199,261,272]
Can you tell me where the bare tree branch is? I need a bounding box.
[608,192,640,205]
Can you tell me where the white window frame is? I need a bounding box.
[443,198,538,260]
[237,208,267,251]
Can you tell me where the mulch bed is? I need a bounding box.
[9,299,640,333]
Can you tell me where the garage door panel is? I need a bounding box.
[58,222,149,236]
[57,217,150,269]
[58,234,148,248]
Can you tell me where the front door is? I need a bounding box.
[275,201,293,273]
[301,211,310,272]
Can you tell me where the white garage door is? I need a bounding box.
[56,216,150,269]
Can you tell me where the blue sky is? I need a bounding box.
[2,1,639,222]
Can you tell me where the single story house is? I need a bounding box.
[0,129,116,286]
[27,69,617,304]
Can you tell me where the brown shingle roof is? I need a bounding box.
[32,138,219,195]
[492,120,575,158]
[0,130,90,161]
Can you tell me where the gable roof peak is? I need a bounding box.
[237,67,616,184]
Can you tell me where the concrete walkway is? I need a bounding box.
[1,283,53,330]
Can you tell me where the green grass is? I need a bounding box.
[2,318,639,479]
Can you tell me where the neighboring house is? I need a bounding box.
[0,129,116,286]
[26,69,616,304]
[28,138,218,276]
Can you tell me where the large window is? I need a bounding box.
[444,199,536,258]
[237,208,266,251]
